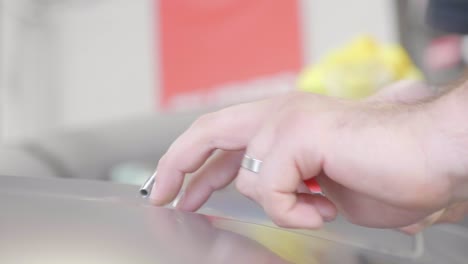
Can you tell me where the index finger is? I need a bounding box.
[149,99,276,205]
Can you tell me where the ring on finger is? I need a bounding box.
[241,155,263,173]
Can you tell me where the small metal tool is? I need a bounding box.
[139,171,157,197]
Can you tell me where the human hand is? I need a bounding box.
[149,80,468,230]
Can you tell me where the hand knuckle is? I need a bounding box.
[157,154,170,168]
[272,110,309,142]
[193,112,219,128]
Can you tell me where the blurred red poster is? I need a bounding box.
[158,0,303,109]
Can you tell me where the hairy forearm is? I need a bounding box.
[428,76,468,201]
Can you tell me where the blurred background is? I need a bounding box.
[0,0,467,185]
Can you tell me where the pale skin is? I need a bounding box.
[150,78,468,234]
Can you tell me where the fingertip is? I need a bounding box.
[176,150,243,211]
[148,169,185,206]
[148,177,163,203]
[174,176,216,212]
[175,189,208,212]
[171,191,184,208]
[398,224,423,235]
[266,194,326,229]
[174,181,216,212]
[149,190,169,206]
[311,196,338,222]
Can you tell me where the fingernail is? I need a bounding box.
[171,198,179,208]
[172,191,185,208]
[323,214,336,222]
[317,204,337,222]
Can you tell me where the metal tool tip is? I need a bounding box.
[139,189,149,197]
[139,171,157,198]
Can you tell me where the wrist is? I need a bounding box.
[427,80,468,202]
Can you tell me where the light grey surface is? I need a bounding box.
[1,176,468,264]
[0,147,58,178]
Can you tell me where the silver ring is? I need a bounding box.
[241,155,263,173]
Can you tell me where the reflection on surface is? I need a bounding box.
[0,175,290,264]
[198,184,423,258]
[144,208,290,263]
[1,176,468,264]
[0,193,399,263]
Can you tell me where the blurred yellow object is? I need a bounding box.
[298,36,422,99]
[214,219,325,264]
[250,225,317,264]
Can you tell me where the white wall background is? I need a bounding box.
[301,0,398,64]
[0,0,398,143]
[1,0,63,142]
[51,0,157,129]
